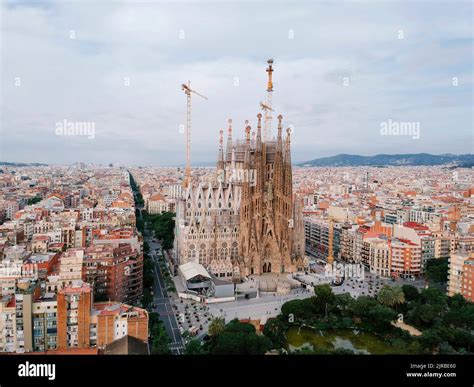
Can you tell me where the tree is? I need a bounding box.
[421,287,447,304]
[313,284,336,318]
[351,296,378,319]
[367,304,397,331]
[401,284,419,302]
[426,257,448,284]
[448,293,467,310]
[142,257,155,289]
[27,196,42,205]
[443,301,474,330]
[150,212,176,250]
[211,331,246,354]
[149,312,160,328]
[148,312,171,354]
[141,288,153,310]
[377,285,405,308]
[281,299,308,322]
[263,318,286,349]
[243,333,272,355]
[211,331,270,355]
[420,287,447,319]
[410,303,436,327]
[207,319,271,355]
[185,339,206,355]
[208,317,225,337]
[129,173,145,207]
[224,319,255,334]
[419,328,443,352]
[335,292,354,313]
[151,324,171,354]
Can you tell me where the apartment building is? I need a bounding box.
[92,301,148,349]
[0,294,16,352]
[460,256,474,302]
[59,248,84,287]
[14,279,41,353]
[448,250,474,299]
[32,292,57,352]
[147,194,170,215]
[304,217,341,261]
[57,281,92,350]
[365,237,391,277]
[389,238,422,279]
[83,243,143,303]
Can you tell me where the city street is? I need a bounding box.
[146,231,185,354]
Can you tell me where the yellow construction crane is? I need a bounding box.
[181,81,208,188]
[260,101,274,112]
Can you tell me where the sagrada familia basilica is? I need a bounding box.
[175,60,305,281]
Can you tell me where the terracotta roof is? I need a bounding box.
[149,194,165,201]
[105,335,149,355]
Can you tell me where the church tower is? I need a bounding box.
[176,59,304,281]
[237,60,304,276]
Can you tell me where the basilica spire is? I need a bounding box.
[274,115,284,195]
[277,115,283,150]
[216,129,225,182]
[284,127,293,198]
[245,120,251,145]
[256,113,262,149]
[225,118,233,162]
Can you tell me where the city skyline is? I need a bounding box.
[0,2,473,382]
[2,1,473,166]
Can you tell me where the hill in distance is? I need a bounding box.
[298,153,474,167]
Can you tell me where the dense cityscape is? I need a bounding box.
[0,131,473,355]
[1,2,473,385]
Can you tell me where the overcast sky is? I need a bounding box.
[1,0,473,166]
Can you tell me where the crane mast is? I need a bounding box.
[181,81,208,188]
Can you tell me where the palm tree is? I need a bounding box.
[377,285,405,307]
[208,317,225,337]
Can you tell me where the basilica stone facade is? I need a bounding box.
[175,62,305,280]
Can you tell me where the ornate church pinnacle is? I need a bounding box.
[245,120,251,144]
[256,113,262,146]
[216,129,225,176]
[277,115,283,148]
[227,118,232,139]
[226,119,233,162]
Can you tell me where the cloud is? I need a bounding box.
[1,0,472,165]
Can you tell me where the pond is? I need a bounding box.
[286,326,394,354]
